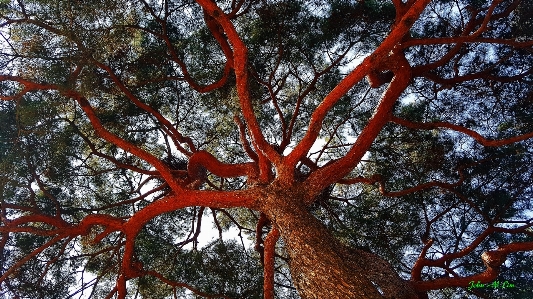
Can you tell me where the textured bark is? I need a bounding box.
[261,186,420,299]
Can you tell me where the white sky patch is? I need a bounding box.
[340,52,370,75]
[400,93,418,105]
[186,224,254,250]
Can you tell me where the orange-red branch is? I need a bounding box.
[64,118,160,175]
[263,228,280,299]
[0,75,60,100]
[124,191,256,235]
[162,17,233,94]
[138,0,234,95]
[0,213,125,285]
[187,150,258,180]
[195,0,281,166]
[413,241,533,291]
[402,37,533,48]
[234,115,259,162]
[93,61,196,155]
[203,9,234,64]
[120,190,256,279]
[390,116,533,147]
[471,0,504,38]
[0,235,65,284]
[0,75,187,191]
[411,220,527,281]
[285,0,430,175]
[413,266,500,292]
[72,94,185,192]
[306,50,413,196]
[3,214,69,228]
[408,0,523,77]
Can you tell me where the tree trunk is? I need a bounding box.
[261,188,420,299]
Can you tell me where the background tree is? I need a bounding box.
[1,0,533,298]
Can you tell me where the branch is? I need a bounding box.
[135,1,234,95]
[195,0,282,166]
[64,118,160,175]
[411,217,532,284]
[0,74,186,191]
[263,228,280,299]
[187,150,258,182]
[93,61,196,155]
[120,190,256,280]
[176,207,205,249]
[0,235,65,284]
[0,75,60,101]
[285,0,431,178]
[402,37,533,48]
[390,115,533,147]
[411,239,435,281]
[234,115,259,162]
[471,0,504,38]
[409,0,523,75]
[0,213,124,285]
[283,43,358,152]
[71,93,185,192]
[254,213,270,265]
[413,241,533,291]
[375,172,464,197]
[306,50,413,197]
[145,270,232,299]
[86,183,168,213]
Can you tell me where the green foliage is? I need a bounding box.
[174,241,263,298]
[133,239,263,299]
[511,0,533,40]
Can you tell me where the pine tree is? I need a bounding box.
[1,0,532,298]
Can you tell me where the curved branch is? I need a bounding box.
[64,118,160,175]
[195,0,282,166]
[0,74,186,191]
[409,0,523,76]
[284,0,430,175]
[0,235,65,284]
[413,241,533,291]
[0,75,60,100]
[71,93,185,192]
[421,52,533,85]
[412,216,530,283]
[306,50,413,198]
[411,239,435,281]
[187,150,258,181]
[0,213,124,285]
[471,0,504,38]
[134,1,234,95]
[176,207,205,249]
[402,37,533,48]
[390,115,533,147]
[93,61,196,155]
[120,190,257,279]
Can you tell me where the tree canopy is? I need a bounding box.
[1,0,533,298]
